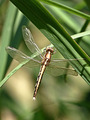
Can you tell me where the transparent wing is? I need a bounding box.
[6,47,41,68]
[46,65,78,76]
[45,58,83,76]
[50,59,70,68]
[50,58,84,67]
[22,26,42,58]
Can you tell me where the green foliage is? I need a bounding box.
[0,0,90,120]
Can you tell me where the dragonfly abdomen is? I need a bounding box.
[33,64,46,100]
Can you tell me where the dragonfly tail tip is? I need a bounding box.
[33,96,36,101]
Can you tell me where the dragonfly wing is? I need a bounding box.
[50,58,84,68]
[22,26,42,58]
[46,64,78,76]
[46,58,86,76]
[50,59,69,67]
[6,46,41,68]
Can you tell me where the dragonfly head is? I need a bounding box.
[46,47,54,55]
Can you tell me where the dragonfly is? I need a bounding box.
[6,26,79,100]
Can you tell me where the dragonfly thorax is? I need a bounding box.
[41,48,54,66]
[46,47,54,54]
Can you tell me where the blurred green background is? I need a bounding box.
[0,0,90,120]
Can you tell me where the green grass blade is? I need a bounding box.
[40,0,90,20]
[71,30,90,39]
[0,2,18,81]
[84,0,90,10]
